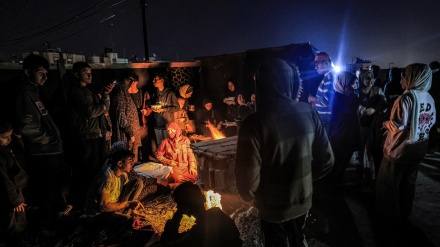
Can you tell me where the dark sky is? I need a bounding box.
[1,0,440,68]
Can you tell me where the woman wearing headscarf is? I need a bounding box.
[155,122,197,186]
[178,84,195,119]
[110,72,142,163]
[376,63,436,219]
[328,71,361,185]
[358,70,387,187]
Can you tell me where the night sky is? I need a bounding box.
[1,0,440,68]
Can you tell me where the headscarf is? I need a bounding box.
[333,71,357,95]
[255,57,300,112]
[179,84,193,98]
[401,63,432,92]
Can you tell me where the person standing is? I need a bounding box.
[235,57,334,246]
[110,72,142,163]
[328,71,361,185]
[150,72,179,149]
[11,54,72,220]
[308,52,336,133]
[376,63,436,219]
[68,61,114,207]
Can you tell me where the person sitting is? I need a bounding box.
[160,182,242,247]
[87,141,170,209]
[195,98,223,137]
[87,148,143,232]
[155,122,197,187]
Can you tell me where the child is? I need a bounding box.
[0,122,29,244]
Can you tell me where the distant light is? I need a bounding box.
[333,65,342,73]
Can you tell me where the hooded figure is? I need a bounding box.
[234,57,334,246]
[376,63,436,219]
[155,122,197,184]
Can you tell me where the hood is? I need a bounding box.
[402,63,432,92]
[166,122,183,141]
[255,57,300,112]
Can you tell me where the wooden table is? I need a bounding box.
[190,136,238,192]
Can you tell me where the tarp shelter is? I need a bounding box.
[196,42,322,114]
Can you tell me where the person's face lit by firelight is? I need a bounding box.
[227,81,235,92]
[167,127,177,139]
[204,103,212,111]
[0,130,12,147]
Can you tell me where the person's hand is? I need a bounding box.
[141,109,148,115]
[13,133,25,150]
[127,200,140,209]
[103,82,115,95]
[14,203,27,212]
[152,108,164,113]
[189,167,197,175]
[364,108,375,116]
[157,178,169,186]
[130,136,135,143]
[216,123,222,130]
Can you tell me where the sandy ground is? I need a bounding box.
[5,151,439,247]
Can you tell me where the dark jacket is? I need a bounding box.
[195,108,223,137]
[151,88,179,128]
[69,84,110,139]
[161,207,242,247]
[235,58,334,222]
[0,146,28,209]
[329,92,362,148]
[13,81,63,155]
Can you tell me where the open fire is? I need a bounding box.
[207,121,226,140]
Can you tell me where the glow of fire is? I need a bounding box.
[207,121,225,140]
[204,190,222,209]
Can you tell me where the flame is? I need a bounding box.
[204,190,222,209]
[207,121,226,140]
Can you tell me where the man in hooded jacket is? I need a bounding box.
[235,57,334,246]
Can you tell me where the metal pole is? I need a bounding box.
[140,0,149,61]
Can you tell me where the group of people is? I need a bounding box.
[0,54,239,245]
[235,52,437,246]
[1,51,438,247]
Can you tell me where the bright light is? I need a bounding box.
[333,65,342,73]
